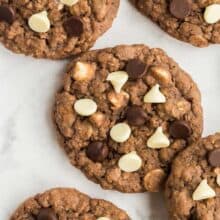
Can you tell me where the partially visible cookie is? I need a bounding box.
[10,188,130,220]
[0,0,119,59]
[131,0,220,47]
[54,44,203,193]
[165,133,220,220]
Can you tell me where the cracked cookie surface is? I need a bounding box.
[165,133,220,220]
[131,0,220,47]
[0,0,119,59]
[54,44,203,193]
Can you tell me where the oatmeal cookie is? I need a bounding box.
[54,44,203,193]
[165,133,220,220]
[0,0,119,59]
[131,0,220,47]
[11,188,130,220]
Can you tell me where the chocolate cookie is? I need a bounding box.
[165,133,220,220]
[54,44,203,193]
[0,0,119,59]
[131,0,220,47]
[10,188,130,220]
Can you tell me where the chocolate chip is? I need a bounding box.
[126,106,147,126]
[63,17,83,37]
[169,0,191,19]
[126,59,147,80]
[0,6,15,24]
[86,142,108,162]
[189,212,197,220]
[37,208,57,220]
[208,149,220,167]
[170,120,191,139]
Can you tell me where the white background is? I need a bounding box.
[0,1,220,219]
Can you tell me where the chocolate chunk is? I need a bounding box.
[208,148,220,167]
[126,59,147,80]
[170,120,191,139]
[169,0,191,19]
[37,208,57,220]
[126,106,147,126]
[86,142,108,162]
[63,17,83,37]
[0,6,15,24]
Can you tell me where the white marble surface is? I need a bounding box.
[0,1,220,219]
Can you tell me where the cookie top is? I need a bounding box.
[54,44,203,193]
[0,0,119,59]
[165,133,220,220]
[131,0,220,47]
[10,188,130,220]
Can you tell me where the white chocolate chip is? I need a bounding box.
[28,11,50,33]
[217,174,220,186]
[150,66,172,85]
[144,84,166,103]
[107,71,128,93]
[74,99,97,116]
[118,151,142,172]
[204,4,220,24]
[147,127,170,149]
[192,179,216,201]
[110,123,131,143]
[97,218,110,220]
[89,112,106,127]
[58,3,64,10]
[72,62,96,81]
[60,0,79,6]
[107,91,130,109]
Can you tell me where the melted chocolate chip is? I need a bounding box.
[86,142,109,162]
[126,106,147,126]
[0,6,15,24]
[208,148,220,167]
[126,59,147,80]
[170,120,191,139]
[63,17,83,37]
[37,208,57,220]
[169,0,191,19]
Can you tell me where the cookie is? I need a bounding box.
[131,0,220,47]
[10,188,130,220]
[0,0,119,59]
[165,133,220,220]
[54,44,203,193]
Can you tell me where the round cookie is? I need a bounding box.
[54,44,203,193]
[0,0,119,59]
[11,188,130,220]
[165,133,220,220]
[131,0,220,47]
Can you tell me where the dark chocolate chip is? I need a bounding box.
[189,212,197,220]
[126,106,147,126]
[63,16,83,37]
[208,148,220,167]
[169,0,191,19]
[37,208,57,220]
[170,120,191,139]
[0,6,15,24]
[86,141,108,162]
[126,59,147,80]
